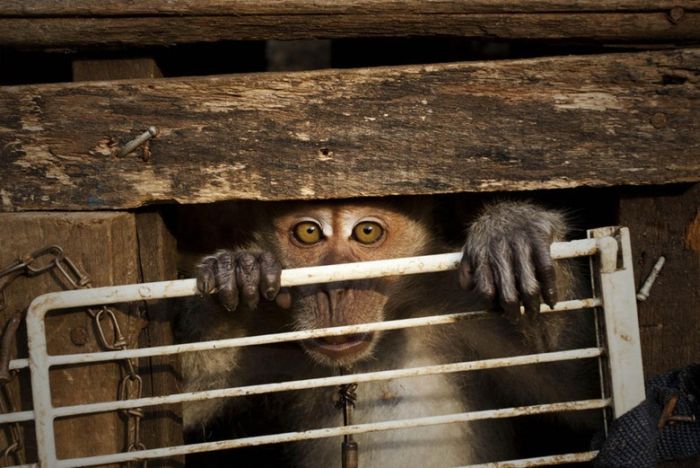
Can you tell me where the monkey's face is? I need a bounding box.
[260,200,433,367]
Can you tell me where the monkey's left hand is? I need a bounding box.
[458,201,564,317]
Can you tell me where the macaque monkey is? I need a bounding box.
[178,199,597,466]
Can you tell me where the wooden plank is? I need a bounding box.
[0,212,142,463]
[1,1,695,15]
[0,1,697,45]
[0,49,698,211]
[619,184,700,378]
[135,211,184,466]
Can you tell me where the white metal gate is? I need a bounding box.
[2,226,644,467]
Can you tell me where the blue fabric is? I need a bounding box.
[594,364,700,467]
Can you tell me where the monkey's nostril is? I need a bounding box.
[265,288,276,300]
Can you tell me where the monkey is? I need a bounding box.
[176,198,599,466]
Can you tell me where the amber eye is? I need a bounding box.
[292,221,323,245]
[352,221,384,244]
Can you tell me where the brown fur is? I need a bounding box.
[177,199,598,466]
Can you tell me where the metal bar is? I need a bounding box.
[56,399,610,468]
[26,238,599,325]
[8,358,28,371]
[48,298,601,367]
[25,298,55,467]
[52,348,603,419]
[462,450,599,467]
[281,238,596,288]
[589,227,645,418]
[0,409,34,425]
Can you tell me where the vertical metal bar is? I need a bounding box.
[25,296,56,467]
[589,227,645,418]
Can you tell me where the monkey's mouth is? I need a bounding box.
[304,332,374,361]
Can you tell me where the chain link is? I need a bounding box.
[0,245,146,465]
[0,384,23,466]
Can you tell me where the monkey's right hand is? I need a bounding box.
[196,250,291,312]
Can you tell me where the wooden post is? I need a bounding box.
[135,211,183,466]
[0,213,142,464]
[619,183,700,377]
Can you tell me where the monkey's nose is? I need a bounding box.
[315,288,347,323]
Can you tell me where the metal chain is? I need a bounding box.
[336,367,359,468]
[88,305,146,464]
[0,367,23,466]
[0,245,146,466]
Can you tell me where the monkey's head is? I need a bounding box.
[254,199,435,367]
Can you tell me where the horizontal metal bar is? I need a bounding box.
[57,399,610,467]
[8,358,28,371]
[463,450,599,467]
[48,298,601,367]
[0,409,35,425]
[52,348,602,419]
[29,238,600,322]
[281,238,596,287]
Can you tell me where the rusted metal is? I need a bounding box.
[658,394,698,429]
[636,256,666,302]
[463,450,599,467]
[337,372,359,468]
[0,314,22,383]
[117,127,159,158]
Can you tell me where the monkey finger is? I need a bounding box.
[513,238,541,317]
[236,252,261,310]
[492,240,520,316]
[522,291,541,317]
[458,258,473,290]
[275,288,292,309]
[532,240,558,308]
[258,251,282,300]
[471,254,496,304]
[213,251,239,311]
[196,257,217,294]
[217,282,240,312]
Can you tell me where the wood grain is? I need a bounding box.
[135,211,184,467]
[1,1,695,16]
[0,1,697,45]
[1,49,699,211]
[619,184,700,378]
[0,212,141,463]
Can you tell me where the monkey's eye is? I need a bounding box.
[352,221,384,244]
[292,221,323,245]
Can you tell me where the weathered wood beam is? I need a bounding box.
[619,184,700,377]
[0,1,697,46]
[0,49,698,211]
[1,1,694,15]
